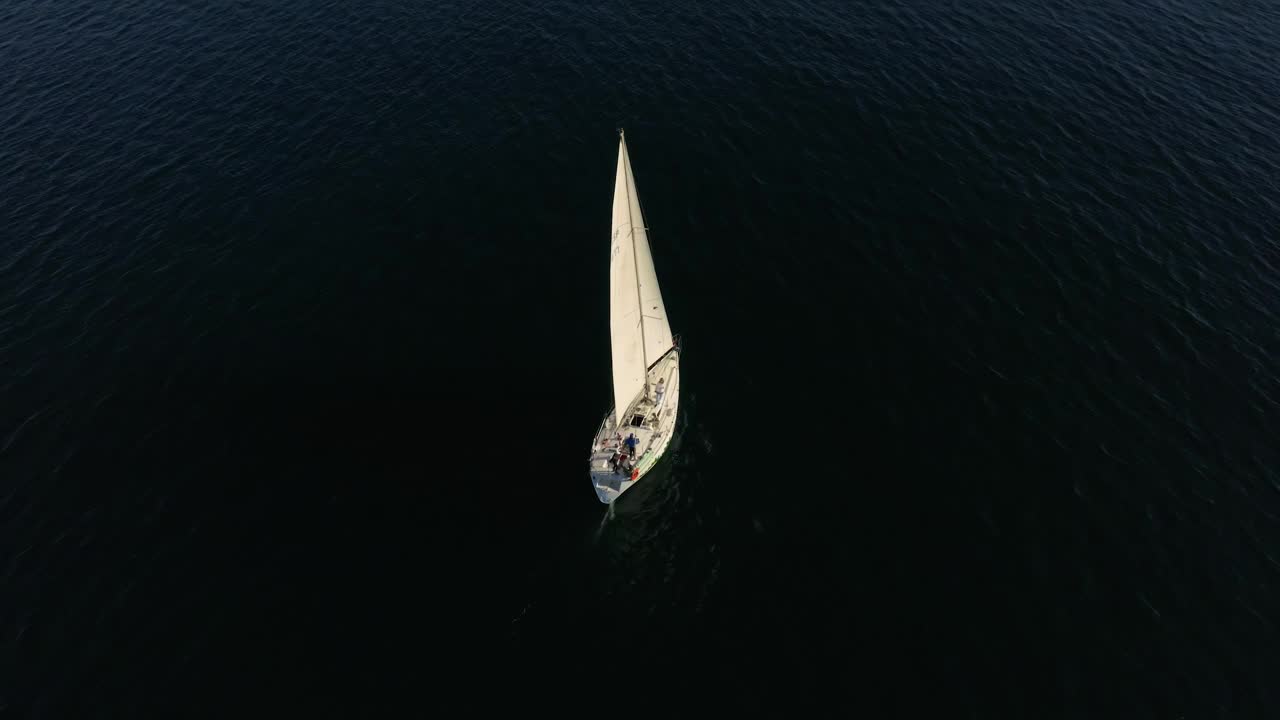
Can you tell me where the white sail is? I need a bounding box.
[609,133,672,425]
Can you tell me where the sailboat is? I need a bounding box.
[588,130,681,504]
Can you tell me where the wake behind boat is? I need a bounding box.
[588,131,681,504]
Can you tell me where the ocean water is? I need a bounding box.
[3,0,1279,715]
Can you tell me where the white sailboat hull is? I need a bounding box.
[588,349,681,503]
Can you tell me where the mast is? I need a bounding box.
[619,129,651,400]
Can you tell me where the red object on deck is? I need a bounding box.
[631,468,639,481]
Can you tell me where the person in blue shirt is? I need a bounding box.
[624,433,638,455]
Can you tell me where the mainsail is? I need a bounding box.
[609,132,673,426]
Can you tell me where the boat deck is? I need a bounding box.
[589,350,681,503]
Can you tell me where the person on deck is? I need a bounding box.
[624,433,638,456]
[654,377,666,406]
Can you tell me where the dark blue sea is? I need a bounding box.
[4,0,1279,715]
